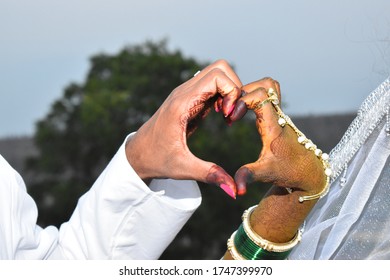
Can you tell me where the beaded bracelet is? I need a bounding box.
[257,88,332,203]
[227,205,303,260]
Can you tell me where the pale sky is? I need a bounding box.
[1,0,389,137]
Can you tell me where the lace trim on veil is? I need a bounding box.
[329,77,390,181]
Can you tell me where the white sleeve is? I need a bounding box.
[49,133,202,259]
[0,133,201,260]
[0,154,59,260]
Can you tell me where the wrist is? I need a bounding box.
[250,187,316,243]
[226,205,303,260]
[125,134,153,184]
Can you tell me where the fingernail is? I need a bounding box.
[237,188,246,196]
[225,103,235,117]
[220,184,236,199]
[215,106,220,113]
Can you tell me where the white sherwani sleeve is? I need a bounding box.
[0,133,202,259]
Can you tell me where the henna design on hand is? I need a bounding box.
[236,79,326,196]
[180,94,216,137]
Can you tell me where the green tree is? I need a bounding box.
[27,39,268,259]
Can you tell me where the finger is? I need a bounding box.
[192,59,242,89]
[192,60,243,117]
[235,161,273,196]
[239,88,284,146]
[237,87,270,118]
[206,164,237,199]
[273,79,282,103]
[242,77,282,104]
[228,100,247,121]
[197,69,241,117]
[214,96,223,113]
[222,92,237,117]
[229,90,248,121]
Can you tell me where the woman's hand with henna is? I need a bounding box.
[125,60,242,198]
[223,78,329,260]
[233,78,326,199]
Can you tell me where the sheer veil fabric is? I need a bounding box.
[289,77,390,259]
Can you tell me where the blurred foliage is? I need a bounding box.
[26,39,269,259]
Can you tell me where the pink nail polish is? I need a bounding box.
[220,184,236,199]
[225,103,235,117]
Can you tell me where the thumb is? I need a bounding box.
[182,151,237,199]
[234,160,275,196]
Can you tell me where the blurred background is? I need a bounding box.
[0,0,389,259]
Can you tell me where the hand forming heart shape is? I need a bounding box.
[126,60,329,202]
[232,77,330,202]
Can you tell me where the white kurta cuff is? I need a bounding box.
[53,133,201,259]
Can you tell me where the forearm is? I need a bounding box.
[223,187,317,260]
[224,95,327,259]
[251,187,317,243]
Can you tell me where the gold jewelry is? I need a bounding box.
[267,88,332,203]
[227,231,246,260]
[242,205,302,252]
[253,93,279,110]
[226,205,303,260]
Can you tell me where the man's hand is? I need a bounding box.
[125,60,242,198]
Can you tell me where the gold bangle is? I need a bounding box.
[241,205,302,252]
[227,231,246,260]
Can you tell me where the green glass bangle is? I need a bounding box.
[234,224,291,260]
